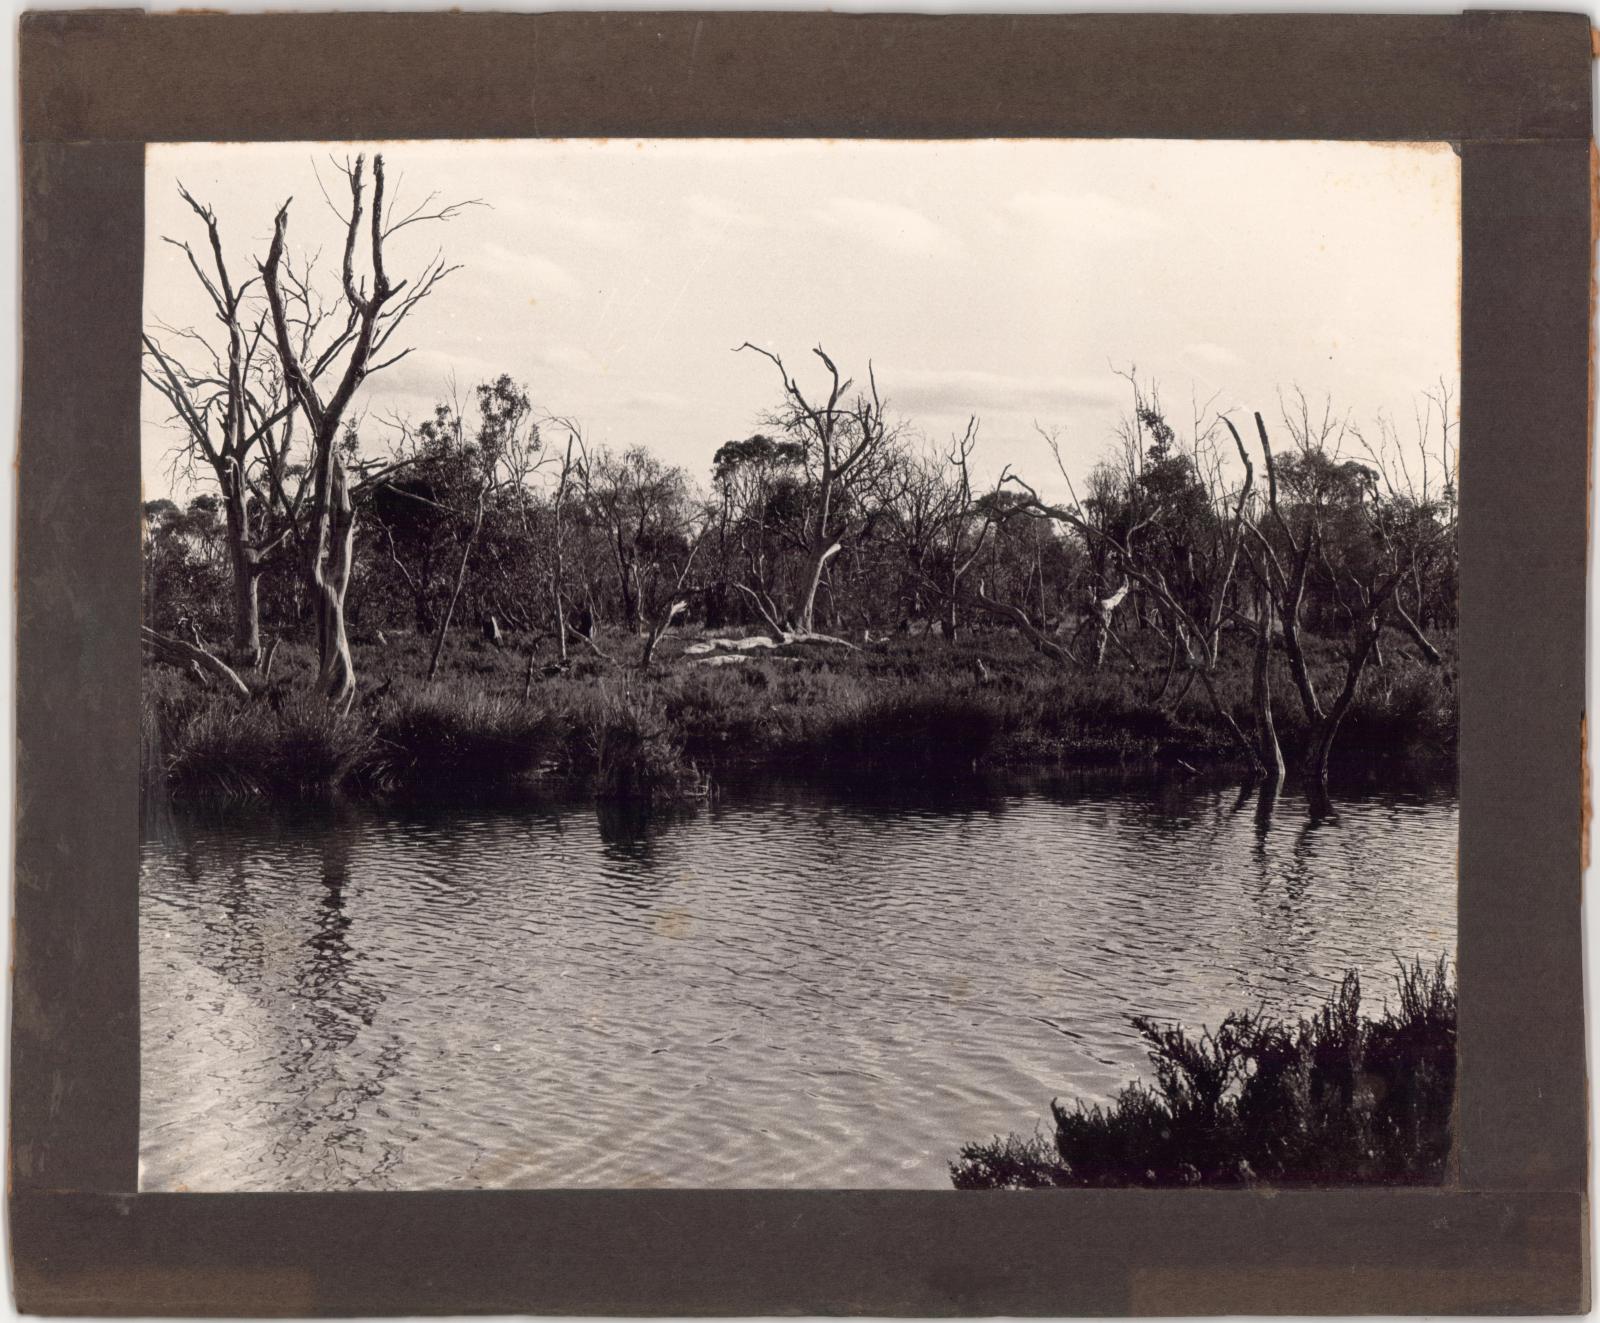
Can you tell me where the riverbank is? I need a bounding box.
[141,628,1457,803]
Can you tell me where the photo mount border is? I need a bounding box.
[13,10,1590,1315]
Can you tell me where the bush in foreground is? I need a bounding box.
[951,958,1455,1189]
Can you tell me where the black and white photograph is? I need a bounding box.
[138,137,1460,1194]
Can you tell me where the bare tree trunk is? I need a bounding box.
[628,563,646,635]
[222,484,264,668]
[231,557,263,668]
[1033,539,1048,629]
[1090,583,1128,669]
[427,494,486,682]
[551,440,574,663]
[550,575,570,663]
[970,589,1077,666]
[1152,625,1181,706]
[1303,618,1382,807]
[796,540,842,637]
[940,572,959,643]
[311,458,356,705]
[1250,603,1285,785]
[640,600,687,669]
[1393,598,1443,665]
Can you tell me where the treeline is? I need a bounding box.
[142,155,1458,805]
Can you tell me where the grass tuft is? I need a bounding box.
[562,683,705,801]
[148,683,374,799]
[367,690,560,790]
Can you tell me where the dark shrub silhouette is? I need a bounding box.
[952,958,1454,1189]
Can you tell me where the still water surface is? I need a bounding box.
[140,774,1456,1190]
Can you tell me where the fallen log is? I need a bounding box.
[141,626,251,698]
[775,631,858,650]
[683,636,780,656]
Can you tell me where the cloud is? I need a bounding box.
[537,343,603,375]
[1002,190,1166,244]
[621,389,691,412]
[684,192,764,230]
[885,366,1125,421]
[358,347,504,410]
[493,184,637,248]
[812,197,961,258]
[478,244,582,298]
[1182,343,1244,368]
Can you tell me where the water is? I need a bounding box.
[140,773,1457,1191]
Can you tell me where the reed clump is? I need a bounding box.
[145,679,374,799]
[366,689,560,790]
[562,683,705,802]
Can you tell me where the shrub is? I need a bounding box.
[951,958,1455,1189]
[368,689,559,790]
[1338,661,1458,758]
[152,688,375,799]
[138,624,1457,801]
[821,690,1006,770]
[563,683,704,802]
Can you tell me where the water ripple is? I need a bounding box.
[140,777,1457,1191]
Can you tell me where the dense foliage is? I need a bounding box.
[144,377,1459,660]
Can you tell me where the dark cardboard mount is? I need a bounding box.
[13,9,1592,1316]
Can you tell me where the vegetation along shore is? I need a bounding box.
[141,625,1456,805]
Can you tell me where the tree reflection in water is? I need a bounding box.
[270,824,409,1189]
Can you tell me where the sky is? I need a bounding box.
[141,138,1459,503]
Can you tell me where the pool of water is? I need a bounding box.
[139,772,1457,1190]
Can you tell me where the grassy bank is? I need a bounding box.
[141,627,1457,803]
[951,958,1455,1189]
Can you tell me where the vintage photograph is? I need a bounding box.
[138,138,1459,1193]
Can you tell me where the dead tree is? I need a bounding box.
[1240,405,1449,805]
[1353,383,1457,666]
[997,415,1271,776]
[637,514,709,669]
[968,579,1079,665]
[142,186,300,668]
[260,153,470,704]
[1085,582,1130,668]
[426,469,489,682]
[927,419,1000,643]
[734,343,895,639]
[548,431,580,664]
